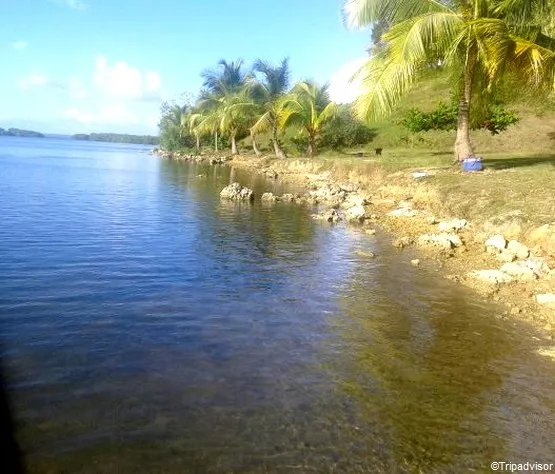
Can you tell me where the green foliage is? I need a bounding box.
[158,102,196,151]
[0,127,44,138]
[72,133,158,145]
[319,106,376,149]
[401,98,519,136]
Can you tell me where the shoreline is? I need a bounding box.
[155,149,555,341]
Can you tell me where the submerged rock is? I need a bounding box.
[261,192,277,202]
[220,182,254,201]
[312,209,342,223]
[393,236,414,248]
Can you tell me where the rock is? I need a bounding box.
[510,307,522,315]
[485,234,507,252]
[523,258,551,277]
[312,209,342,223]
[346,205,366,222]
[438,218,468,233]
[355,250,376,258]
[418,233,463,249]
[341,194,367,209]
[388,208,418,218]
[265,170,278,179]
[500,262,538,281]
[220,182,254,201]
[393,236,414,249]
[411,259,420,267]
[496,251,517,263]
[280,193,297,202]
[365,229,376,236]
[506,240,530,260]
[369,214,380,220]
[261,192,277,202]
[529,224,555,257]
[397,199,413,209]
[470,270,514,284]
[428,216,438,224]
[535,294,555,308]
[339,182,358,193]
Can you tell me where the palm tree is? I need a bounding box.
[344,0,555,160]
[281,81,337,157]
[251,58,292,159]
[201,59,249,95]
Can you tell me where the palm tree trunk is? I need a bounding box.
[454,55,476,161]
[196,134,200,152]
[272,125,287,159]
[231,133,239,155]
[214,131,219,152]
[251,131,262,157]
[307,134,317,157]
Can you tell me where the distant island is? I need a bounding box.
[0,127,45,138]
[72,133,159,145]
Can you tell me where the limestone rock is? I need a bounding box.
[411,259,420,267]
[365,229,376,236]
[280,193,297,202]
[393,236,414,248]
[485,234,507,253]
[470,270,514,284]
[529,224,555,257]
[339,182,358,193]
[346,205,366,222]
[438,218,468,233]
[261,192,277,202]
[418,233,463,249]
[312,209,342,223]
[496,251,517,263]
[506,240,530,260]
[500,262,538,281]
[535,294,555,308]
[220,182,254,201]
[398,199,413,209]
[341,194,367,209]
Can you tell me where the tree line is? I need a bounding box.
[0,128,44,138]
[72,133,159,145]
[158,59,375,157]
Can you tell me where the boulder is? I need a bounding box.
[312,209,342,223]
[261,192,277,202]
[418,233,463,249]
[470,270,514,284]
[496,251,517,263]
[500,262,538,281]
[529,224,555,257]
[485,234,507,253]
[280,193,297,202]
[365,229,377,236]
[220,182,254,201]
[411,259,420,267]
[535,294,555,308]
[397,199,413,209]
[341,194,367,209]
[523,258,551,277]
[346,205,366,222]
[438,218,468,233]
[393,236,414,248]
[506,240,530,260]
[339,182,358,193]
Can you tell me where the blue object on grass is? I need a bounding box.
[462,157,483,172]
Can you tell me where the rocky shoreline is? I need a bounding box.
[154,149,555,341]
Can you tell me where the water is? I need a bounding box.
[1,137,554,473]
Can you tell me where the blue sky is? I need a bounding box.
[1,0,371,135]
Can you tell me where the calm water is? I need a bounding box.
[1,137,554,473]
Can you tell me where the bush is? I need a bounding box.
[319,107,377,150]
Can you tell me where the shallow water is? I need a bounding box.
[1,137,554,473]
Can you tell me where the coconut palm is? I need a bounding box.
[281,81,337,157]
[201,59,249,95]
[344,0,555,160]
[251,58,292,159]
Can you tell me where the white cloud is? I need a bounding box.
[328,57,367,104]
[11,40,28,50]
[67,77,88,99]
[18,74,48,90]
[94,55,162,101]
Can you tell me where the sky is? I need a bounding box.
[1,0,371,135]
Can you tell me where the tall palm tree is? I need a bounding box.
[344,0,555,160]
[281,81,337,157]
[251,58,291,159]
[201,59,249,95]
